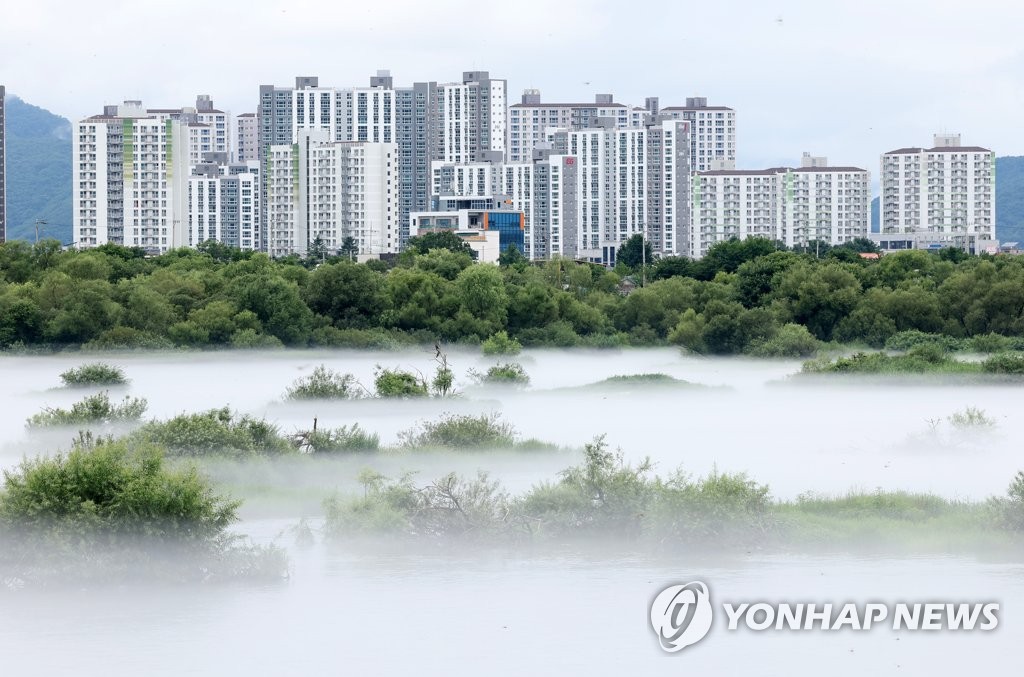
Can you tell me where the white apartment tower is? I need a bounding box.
[147,96,230,166]
[73,101,191,252]
[187,158,261,250]
[507,91,634,162]
[659,97,736,172]
[562,119,691,264]
[266,130,398,257]
[690,155,870,258]
[880,134,995,237]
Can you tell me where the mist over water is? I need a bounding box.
[1,348,1022,675]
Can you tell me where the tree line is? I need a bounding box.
[2,233,1023,356]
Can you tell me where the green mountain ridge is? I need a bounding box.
[4,96,73,244]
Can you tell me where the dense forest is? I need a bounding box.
[4,232,1024,356]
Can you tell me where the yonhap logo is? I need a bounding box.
[650,581,714,652]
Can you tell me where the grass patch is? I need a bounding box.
[471,362,530,386]
[27,392,148,428]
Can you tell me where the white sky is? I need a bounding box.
[2,0,1022,174]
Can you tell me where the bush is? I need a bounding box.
[27,392,148,427]
[324,470,513,539]
[981,353,1024,374]
[230,329,284,349]
[130,407,293,457]
[307,424,380,453]
[991,471,1024,532]
[473,362,530,386]
[398,412,517,449]
[0,438,237,545]
[747,324,820,358]
[59,362,129,387]
[285,365,359,400]
[947,406,997,429]
[481,330,522,356]
[374,367,429,398]
[82,327,175,351]
[884,330,964,353]
[0,436,287,584]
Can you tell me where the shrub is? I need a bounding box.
[472,362,530,386]
[0,437,287,584]
[82,327,175,351]
[747,323,820,358]
[0,439,237,545]
[481,330,522,356]
[991,471,1024,532]
[307,424,380,453]
[59,362,129,387]
[519,436,655,537]
[652,470,773,543]
[27,392,148,427]
[130,407,293,457]
[324,470,513,539]
[230,329,284,349]
[947,406,997,429]
[285,365,359,400]
[884,330,965,353]
[374,366,429,398]
[398,412,517,449]
[981,353,1024,374]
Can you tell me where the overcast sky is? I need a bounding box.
[2,0,1022,175]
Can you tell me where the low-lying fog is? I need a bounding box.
[1,348,1021,675]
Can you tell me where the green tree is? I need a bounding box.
[615,234,653,270]
[303,261,386,328]
[406,231,476,258]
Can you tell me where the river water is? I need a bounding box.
[0,348,1021,675]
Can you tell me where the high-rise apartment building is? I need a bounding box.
[187,154,261,250]
[690,154,870,258]
[235,113,258,163]
[659,97,737,172]
[266,130,398,258]
[0,85,6,243]
[561,119,692,264]
[507,91,635,162]
[73,101,191,252]
[257,71,507,253]
[147,96,230,165]
[880,134,995,238]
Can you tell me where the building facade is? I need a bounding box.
[235,113,258,163]
[73,101,191,252]
[690,155,870,258]
[266,130,398,258]
[659,97,736,172]
[562,118,692,264]
[187,156,261,250]
[0,85,5,243]
[507,91,633,162]
[257,71,507,253]
[880,134,995,238]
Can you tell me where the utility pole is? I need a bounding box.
[34,219,47,244]
[641,222,647,287]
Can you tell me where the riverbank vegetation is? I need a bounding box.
[323,435,1024,551]
[6,237,1024,358]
